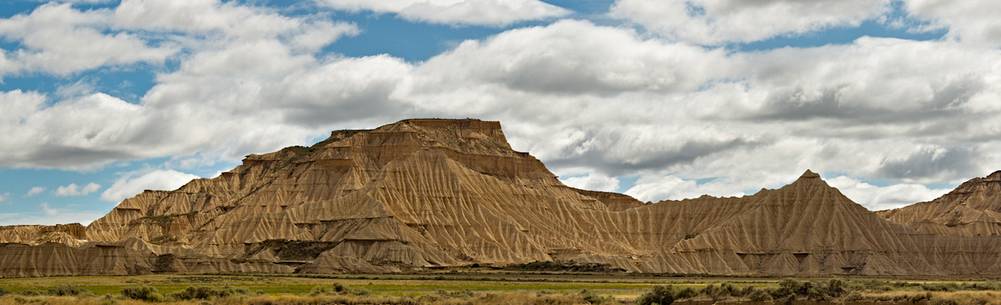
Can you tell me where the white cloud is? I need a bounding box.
[0,92,152,169]
[903,0,1001,48]
[0,3,176,77]
[25,187,46,197]
[0,203,105,225]
[0,0,359,78]
[1,4,999,215]
[560,170,620,192]
[828,175,951,211]
[40,202,58,216]
[55,182,101,197]
[101,169,199,203]
[0,1,360,170]
[610,0,891,45]
[113,0,358,48]
[0,192,9,204]
[316,0,569,26]
[55,0,114,3]
[414,20,730,95]
[624,174,701,202]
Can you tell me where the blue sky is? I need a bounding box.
[1,0,998,224]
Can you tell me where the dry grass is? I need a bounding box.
[0,292,613,305]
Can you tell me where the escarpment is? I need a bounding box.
[2,118,1001,277]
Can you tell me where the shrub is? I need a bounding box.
[767,279,852,301]
[310,283,369,296]
[825,279,846,298]
[747,288,772,302]
[771,279,801,299]
[121,286,163,302]
[101,294,117,305]
[701,284,729,303]
[780,295,796,305]
[931,299,959,305]
[0,287,6,297]
[907,292,933,304]
[580,289,609,304]
[48,285,86,296]
[172,286,249,300]
[674,287,697,300]
[844,291,866,302]
[636,285,675,305]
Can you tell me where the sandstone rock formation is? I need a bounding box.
[2,119,1000,277]
[879,171,1001,236]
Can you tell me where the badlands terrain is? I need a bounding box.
[1,118,1000,277]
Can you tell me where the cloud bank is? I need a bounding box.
[1,0,999,211]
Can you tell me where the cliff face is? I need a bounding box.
[2,119,1001,277]
[879,171,1001,236]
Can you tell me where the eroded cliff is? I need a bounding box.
[2,119,1000,277]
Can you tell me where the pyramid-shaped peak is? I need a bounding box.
[798,169,821,180]
[785,169,834,190]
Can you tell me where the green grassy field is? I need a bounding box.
[1,273,1000,304]
[0,273,735,297]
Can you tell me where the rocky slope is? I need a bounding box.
[879,171,1001,236]
[2,119,1000,277]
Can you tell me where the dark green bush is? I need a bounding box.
[636,285,675,305]
[0,287,6,297]
[580,289,609,304]
[48,285,86,296]
[171,286,249,300]
[701,284,729,302]
[674,287,697,300]
[827,279,847,297]
[764,279,855,302]
[770,279,802,299]
[748,288,772,302]
[310,283,369,296]
[121,286,164,302]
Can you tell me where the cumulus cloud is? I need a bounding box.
[1,2,1000,213]
[624,174,702,202]
[0,92,152,169]
[113,0,359,49]
[610,0,891,44]
[0,1,360,170]
[316,0,570,26]
[55,182,101,197]
[101,169,199,203]
[25,187,46,197]
[560,171,620,192]
[0,3,176,77]
[876,146,978,183]
[828,175,951,210]
[903,0,1001,48]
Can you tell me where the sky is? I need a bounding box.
[0,0,999,225]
